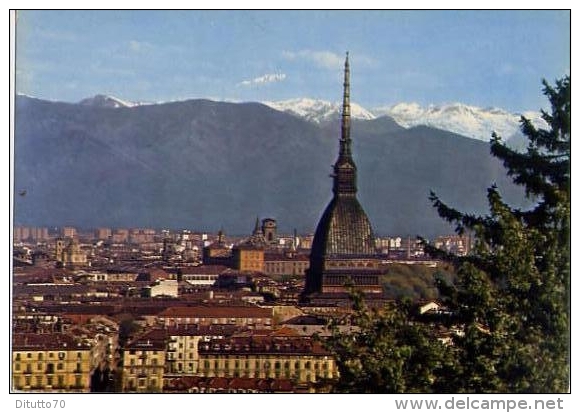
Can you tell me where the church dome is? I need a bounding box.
[310,195,376,259]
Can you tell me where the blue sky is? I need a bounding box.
[15,10,570,112]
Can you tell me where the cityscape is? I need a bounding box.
[12,54,473,394]
[11,10,570,398]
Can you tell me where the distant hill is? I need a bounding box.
[13,95,528,238]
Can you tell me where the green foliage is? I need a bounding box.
[381,263,455,300]
[326,77,570,393]
[426,76,570,392]
[326,291,451,393]
[118,315,141,348]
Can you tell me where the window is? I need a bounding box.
[15,363,20,371]
[15,353,21,361]
[37,362,42,370]
[58,352,65,360]
[47,376,53,386]
[38,353,43,360]
[57,363,63,370]
[77,352,82,359]
[27,353,32,359]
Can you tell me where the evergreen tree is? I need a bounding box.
[426,76,570,392]
[326,293,451,393]
[326,77,570,393]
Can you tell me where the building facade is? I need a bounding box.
[197,335,337,384]
[121,329,166,392]
[12,333,98,392]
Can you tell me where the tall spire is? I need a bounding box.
[333,52,357,196]
[252,216,261,235]
[341,51,351,146]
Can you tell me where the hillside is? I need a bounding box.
[13,95,528,237]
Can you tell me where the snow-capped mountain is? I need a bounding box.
[78,94,143,108]
[263,98,376,123]
[263,98,545,141]
[72,94,545,142]
[373,102,545,141]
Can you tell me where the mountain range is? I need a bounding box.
[13,94,531,237]
[74,94,545,142]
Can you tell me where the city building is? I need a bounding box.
[55,237,88,268]
[202,230,232,266]
[61,227,77,238]
[434,234,472,256]
[164,324,237,376]
[94,228,112,240]
[12,332,100,392]
[111,228,129,244]
[174,265,228,287]
[261,218,277,245]
[14,226,49,242]
[157,306,273,329]
[197,333,337,384]
[303,53,384,301]
[231,218,267,272]
[264,251,310,277]
[121,329,166,392]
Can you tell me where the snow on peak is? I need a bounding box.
[78,94,141,108]
[373,102,546,141]
[263,98,376,123]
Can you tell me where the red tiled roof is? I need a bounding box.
[12,332,92,351]
[163,376,297,393]
[158,306,272,319]
[176,265,229,275]
[198,335,331,356]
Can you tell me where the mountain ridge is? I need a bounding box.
[14,95,528,237]
[17,93,544,142]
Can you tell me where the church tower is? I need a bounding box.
[303,53,383,300]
